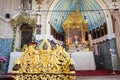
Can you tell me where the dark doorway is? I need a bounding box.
[20,23,33,48]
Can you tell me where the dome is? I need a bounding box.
[50,0,106,32]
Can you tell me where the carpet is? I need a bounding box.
[75,69,120,76]
[1,69,120,77]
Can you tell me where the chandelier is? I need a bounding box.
[18,0,44,26]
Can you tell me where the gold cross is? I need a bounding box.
[112,2,118,8]
[112,0,117,2]
[37,5,42,12]
[36,0,44,4]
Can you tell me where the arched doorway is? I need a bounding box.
[20,23,33,49]
[10,14,36,51]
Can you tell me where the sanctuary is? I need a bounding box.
[0,0,120,80]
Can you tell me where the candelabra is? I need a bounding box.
[109,48,116,75]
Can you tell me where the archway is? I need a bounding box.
[10,14,36,51]
[20,23,33,49]
[46,0,113,36]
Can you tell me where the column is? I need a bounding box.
[112,11,120,60]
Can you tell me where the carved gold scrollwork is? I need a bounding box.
[12,38,76,80]
[10,14,37,31]
[62,8,89,50]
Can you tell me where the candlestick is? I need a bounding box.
[109,49,116,75]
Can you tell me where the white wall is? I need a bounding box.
[0,0,120,39]
[0,0,21,38]
[103,0,120,9]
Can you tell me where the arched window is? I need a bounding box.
[97,28,100,38]
[93,29,96,39]
[104,23,108,34]
[20,23,33,48]
[100,26,104,37]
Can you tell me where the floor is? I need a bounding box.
[0,75,120,80]
[76,76,120,80]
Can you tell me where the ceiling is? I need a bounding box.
[50,0,106,32]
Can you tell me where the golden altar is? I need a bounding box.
[62,8,93,51]
[12,38,75,80]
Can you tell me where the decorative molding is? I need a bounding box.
[10,14,37,30]
[0,36,13,39]
[0,13,20,22]
[35,34,63,45]
[95,0,113,34]
[92,33,115,44]
[0,16,10,22]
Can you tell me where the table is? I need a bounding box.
[8,51,96,72]
[69,51,96,70]
[8,52,23,73]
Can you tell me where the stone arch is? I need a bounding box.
[46,0,113,36]
[10,14,36,51]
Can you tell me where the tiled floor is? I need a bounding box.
[76,76,120,80]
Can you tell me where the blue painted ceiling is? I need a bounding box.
[50,0,106,32]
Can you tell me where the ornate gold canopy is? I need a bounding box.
[12,38,75,80]
[63,8,83,29]
[10,14,37,30]
[62,8,89,50]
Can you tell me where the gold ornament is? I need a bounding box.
[36,0,44,4]
[62,8,89,50]
[12,38,76,80]
[10,14,37,31]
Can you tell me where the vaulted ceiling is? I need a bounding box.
[50,0,106,32]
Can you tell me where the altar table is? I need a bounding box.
[8,52,23,73]
[69,51,96,70]
[8,51,96,72]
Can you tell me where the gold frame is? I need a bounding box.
[62,8,89,50]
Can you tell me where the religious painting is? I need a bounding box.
[20,24,33,48]
[69,28,82,45]
[21,31,33,48]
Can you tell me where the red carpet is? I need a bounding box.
[1,69,120,76]
[76,69,120,76]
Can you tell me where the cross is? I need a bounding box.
[36,0,44,4]
[37,5,42,12]
[112,2,118,8]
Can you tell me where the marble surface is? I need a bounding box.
[70,51,96,70]
[0,38,13,73]
[8,52,23,73]
[94,39,120,70]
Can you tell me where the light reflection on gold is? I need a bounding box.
[12,38,76,80]
[62,8,92,51]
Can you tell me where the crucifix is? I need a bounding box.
[112,2,118,9]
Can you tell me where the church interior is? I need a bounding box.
[0,0,120,80]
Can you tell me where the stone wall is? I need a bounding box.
[0,38,13,73]
[94,39,120,70]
